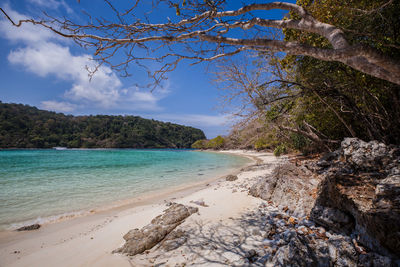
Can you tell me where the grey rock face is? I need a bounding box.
[312,138,400,257]
[269,232,358,267]
[114,203,198,256]
[375,175,400,210]
[341,138,398,171]
[358,252,397,267]
[250,138,399,263]
[249,162,321,217]
[311,205,354,234]
[270,235,318,267]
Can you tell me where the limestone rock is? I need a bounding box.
[114,203,198,256]
[270,233,358,267]
[249,162,321,217]
[312,138,400,257]
[341,138,398,171]
[158,229,188,252]
[244,249,258,263]
[375,174,400,210]
[311,205,354,234]
[358,252,397,267]
[225,174,238,181]
[251,138,399,261]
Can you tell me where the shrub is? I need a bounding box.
[191,139,207,149]
[254,138,269,151]
[206,136,225,149]
[273,144,287,156]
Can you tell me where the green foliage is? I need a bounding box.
[0,102,206,148]
[273,144,287,157]
[254,138,268,151]
[289,133,310,151]
[190,136,226,150]
[191,139,207,149]
[279,0,400,147]
[222,1,400,153]
[206,135,225,149]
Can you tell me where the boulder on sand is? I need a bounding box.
[113,203,198,256]
[16,224,41,231]
[226,174,238,181]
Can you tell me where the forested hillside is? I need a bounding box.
[0,102,205,148]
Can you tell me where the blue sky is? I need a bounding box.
[0,0,294,138]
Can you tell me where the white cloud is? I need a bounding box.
[1,6,167,113]
[155,114,230,127]
[0,5,62,43]
[41,100,77,112]
[8,43,122,107]
[27,0,73,14]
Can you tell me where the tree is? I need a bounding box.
[1,1,399,86]
[0,102,206,148]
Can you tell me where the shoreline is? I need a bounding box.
[0,150,274,267]
[0,150,250,232]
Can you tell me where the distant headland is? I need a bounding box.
[0,102,205,149]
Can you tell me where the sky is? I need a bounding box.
[0,0,294,138]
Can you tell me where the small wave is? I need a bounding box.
[7,210,93,231]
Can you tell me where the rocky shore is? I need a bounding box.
[249,138,400,266]
[1,142,398,266]
[118,138,399,266]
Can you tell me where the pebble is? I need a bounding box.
[288,217,297,225]
[252,229,261,236]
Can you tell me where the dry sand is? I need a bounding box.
[0,150,282,267]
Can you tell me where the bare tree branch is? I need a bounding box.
[1,1,399,85]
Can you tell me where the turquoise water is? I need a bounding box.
[0,149,249,230]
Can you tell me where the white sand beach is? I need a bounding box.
[0,151,282,267]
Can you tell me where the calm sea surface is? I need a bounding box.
[0,149,250,230]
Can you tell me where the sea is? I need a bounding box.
[0,149,250,230]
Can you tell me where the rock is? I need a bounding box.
[190,200,208,207]
[16,224,41,231]
[244,249,258,263]
[288,217,297,225]
[312,138,400,257]
[326,235,358,266]
[316,160,332,168]
[358,252,396,267]
[374,175,400,210]
[269,232,358,267]
[249,162,322,217]
[159,229,188,252]
[311,205,354,234]
[225,174,238,181]
[316,151,339,169]
[114,203,198,256]
[252,229,261,236]
[270,235,319,267]
[249,138,399,264]
[320,151,340,162]
[150,203,198,225]
[341,138,398,171]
